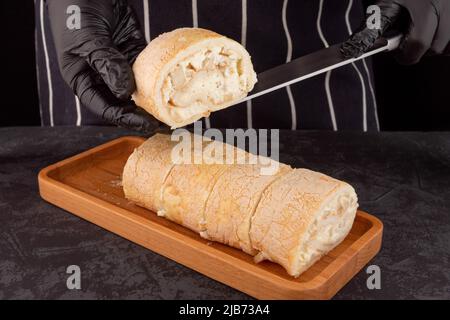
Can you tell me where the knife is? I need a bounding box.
[239,34,403,103]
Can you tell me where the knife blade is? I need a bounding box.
[238,34,402,104]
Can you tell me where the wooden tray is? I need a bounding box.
[38,136,383,300]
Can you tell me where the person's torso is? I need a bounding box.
[35,0,379,131]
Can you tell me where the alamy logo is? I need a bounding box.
[66,5,81,30]
[172,121,280,176]
[66,265,81,290]
[366,265,381,290]
[366,5,381,30]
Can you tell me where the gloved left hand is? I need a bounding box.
[342,0,450,65]
[47,0,161,133]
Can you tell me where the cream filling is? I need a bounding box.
[292,191,358,276]
[161,47,248,122]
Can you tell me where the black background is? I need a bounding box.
[1,1,41,127]
[1,1,449,130]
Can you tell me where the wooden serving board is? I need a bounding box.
[38,136,383,300]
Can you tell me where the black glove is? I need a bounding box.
[47,0,160,133]
[342,0,450,65]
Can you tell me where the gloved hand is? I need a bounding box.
[341,0,450,65]
[47,0,161,133]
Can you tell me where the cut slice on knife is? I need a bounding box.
[132,28,257,128]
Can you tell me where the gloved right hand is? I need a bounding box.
[47,0,161,133]
[341,0,450,65]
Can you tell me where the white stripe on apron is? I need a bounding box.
[143,0,151,43]
[344,0,380,131]
[34,0,44,126]
[241,0,253,129]
[362,60,380,130]
[40,0,54,126]
[350,63,367,131]
[75,95,81,126]
[282,0,297,130]
[192,0,198,28]
[345,0,368,132]
[317,0,337,131]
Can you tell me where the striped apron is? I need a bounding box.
[35,0,379,131]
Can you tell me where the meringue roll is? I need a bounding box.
[123,134,358,277]
[132,28,257,128]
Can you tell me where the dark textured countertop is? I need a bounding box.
[1,126,449,300]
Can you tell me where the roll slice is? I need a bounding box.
[159,139,250,234]
[123,133,252,233]
[204,162,292,254]
[132,28,257,128]
[250,169,358,277]
[122,134,177,212]
[159,160,227,234]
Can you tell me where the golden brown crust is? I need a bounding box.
[123,136,358,278]
[160,161,228,233]
[204,163,292,254]
[132,28,222,116]
[122,134,177,212]
[159,138,253,234]
[250,169,358,277]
